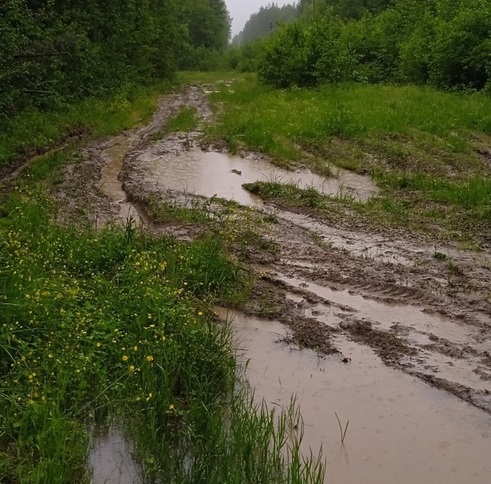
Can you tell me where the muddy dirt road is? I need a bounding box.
[55,84,491,483]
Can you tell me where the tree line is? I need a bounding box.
[232,3,298,45]
[232,0,490,93]
[0,0,230,120]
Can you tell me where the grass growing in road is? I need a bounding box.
[152,107,199,141]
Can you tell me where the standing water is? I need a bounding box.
[217,308,491,484]
[139,149,378,205]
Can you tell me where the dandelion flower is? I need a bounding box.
[168,404,175,411]
[122,355,129,362]
[198,311,203,316]
[146,355,154,362]
[129,365,135,373]
[133,346,138,351]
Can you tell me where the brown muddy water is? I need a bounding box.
[138,149,378,205]
[278,274,479,346]
[89,426,142,484]
[100,138,141,222]
[218,308,491,484]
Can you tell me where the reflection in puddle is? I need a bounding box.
[89,426,142,484]
[141,150,378,205]
[218,308,491,484]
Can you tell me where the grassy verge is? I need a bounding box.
[207,76,491,245]
[0,188,323,482]
[137,192,279,262]
[0,82,174,177]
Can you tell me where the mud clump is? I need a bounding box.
[342,319,417,363]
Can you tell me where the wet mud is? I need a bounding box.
[52,82,491,481]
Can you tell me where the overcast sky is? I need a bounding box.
[226,0,297,36]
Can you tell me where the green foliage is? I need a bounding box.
[257,13,359,88]
[0,0,231,120]
[256,0,491,91]
[429,3,491,89]
[226,39,270,73]
[258,23,316,88]
[177,0,231,70]
[298,0,394,19]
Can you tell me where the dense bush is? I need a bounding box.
[0,0,230,121]
[257,0,491,91]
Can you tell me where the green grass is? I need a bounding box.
[207,77,491,164]
[0,189,323,482]
[0,73,325,481]
[0,81,172,174]
[151,107,199,141]
[206,76,491,244]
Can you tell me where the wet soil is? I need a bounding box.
[50,83,491,482]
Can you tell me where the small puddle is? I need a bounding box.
[140,150,377,205]
[89,426,142,484]
[218,308,491,484]
[278,274,477,345]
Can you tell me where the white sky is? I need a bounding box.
[225,0,297,36]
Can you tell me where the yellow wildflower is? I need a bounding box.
[146,355,154,362]
[122,355,129,362]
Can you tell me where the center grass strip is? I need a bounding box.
[0,190,324,483]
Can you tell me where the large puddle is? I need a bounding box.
[277,274,491,393]
[139,150,378,205]
[219,308,491,484]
